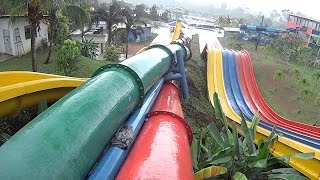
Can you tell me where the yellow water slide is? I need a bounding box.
[207,49,320,179]
[0,71,87,117]
[172,20,182,41]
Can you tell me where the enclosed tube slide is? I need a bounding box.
[0,43,189,179]
[116,82,194,180]
[0,71,87,117]
[87,79,164,180]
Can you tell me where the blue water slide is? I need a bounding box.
[221,50,320,149]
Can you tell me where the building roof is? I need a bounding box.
[289,14,320,24]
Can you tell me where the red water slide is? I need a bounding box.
[236,50,320,138]
[116,82,194,180]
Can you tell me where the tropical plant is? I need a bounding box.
[299,87,312,102]
[56,39,81,75]
[120,6,147,58]
[150,5,159,21]
[269,34,318,65]
[134,4,148,19]
[273,69,286,80]
[79,39,99,58]
[192,93,314,179]
[104,46,122,62]
[45,1,90,64]
[298,77,310,88]
[290,68,301,78]
[0,0,50,71]
[91,1,123,45]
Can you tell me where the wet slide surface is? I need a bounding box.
[0,71,87,117]
[206,38,320,179]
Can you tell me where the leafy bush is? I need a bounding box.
[229,40,244,51]
[269,34,318,65]
[273,69,286,80]
[299,87,312,101]
[192,93,314,179]
[79,39,99,59]
[55,12,70,45]
[298,78,310,88]
[104,46,122,62]
[290,68,301,78]
[56,39,81,75]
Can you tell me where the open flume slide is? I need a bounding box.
[207,44,320,179]
[0,71,87,118]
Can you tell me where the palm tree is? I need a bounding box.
[0,0,90,70]
[0,0,51,71]
[121,7,146,58]
[45,1,90,64]
[92,1,122,45]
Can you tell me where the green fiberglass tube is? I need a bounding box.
[0,43,188,179]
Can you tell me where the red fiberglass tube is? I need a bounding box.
[238,50,320,138]
[116,82,194,180]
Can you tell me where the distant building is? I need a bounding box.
[123,25,152,42]
[287,14,320,49]
[0,15,48,56]
[70,26,107,58]
[97,22,152,42]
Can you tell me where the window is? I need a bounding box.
[24,25,37,40]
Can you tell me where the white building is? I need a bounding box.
[70,28,108,58]
[0,15,48,57]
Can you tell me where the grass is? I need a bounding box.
[183,34,222,132]
[219,37,320,126]
[0,49,112,136]
[0,49,111,78]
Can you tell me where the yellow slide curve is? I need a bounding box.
[0,71,87,118]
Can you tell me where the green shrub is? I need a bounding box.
[56,39,81,75]
[79,39,99,59]
[192,93,314,179]
[273,69,286,80]
[104,46,122,62]
[290,68,301,78]
[298,78,310,88]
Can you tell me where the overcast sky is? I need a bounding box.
[178,0,320,19]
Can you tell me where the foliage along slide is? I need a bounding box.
[0,71,87,118]
[207,41,320,179]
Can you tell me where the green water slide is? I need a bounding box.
[0,44,188,179]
